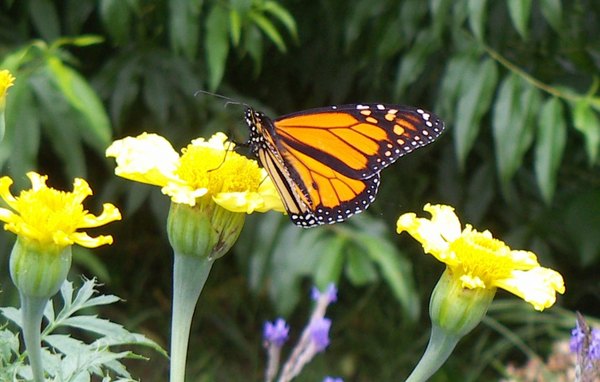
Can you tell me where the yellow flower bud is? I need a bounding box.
[167,197,245,260]
[9,237,72,299]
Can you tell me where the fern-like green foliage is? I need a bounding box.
[0,279,166,382]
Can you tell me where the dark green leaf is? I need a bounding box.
[243,25,264,74]
[539,0,563,32]
[507,0,532,39]
[99,0,132,44]
[64,0,96,34]
[437,53,477,120]
[29,0,60,41]
[250,12,287,52]
[263,1,298,41]
[534,97,566,203]
[492,75,541,186]
[564,190,600,266]
[169,0,202,59]
[30,70,87,178]
[205,5,231,90]
[468,0,487,40]
[572,100,600,165]
[314,236,347,287]
[430,0,454,36]
[359,234,420,322]
[345,246,378,285]
[394,30,440,98]
[142,65,170,126]
[46,57,112,155]
[454,58,498,168]
[2,74,40,184]
[229,9,242,46]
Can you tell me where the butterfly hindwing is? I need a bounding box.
[245,103,445,227]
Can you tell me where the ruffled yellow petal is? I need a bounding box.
[162,182,208,206]
[0,69,15,106]
[80,203,122,228]
[423,203,462,241]
[69,231,114,247]
[106,133,181,187]
[396,212,453,261]
[0,172,121,248]
[397,203,565,311]
[107,131,285,214]
[494,267,565,311]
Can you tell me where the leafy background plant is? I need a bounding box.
[0,0,598,380]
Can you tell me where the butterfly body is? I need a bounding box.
[245,103,445,227]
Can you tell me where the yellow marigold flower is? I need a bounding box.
[106,132,285,213]
[0,69,15,107]
[397,203,565,311]
[0,172,121,248]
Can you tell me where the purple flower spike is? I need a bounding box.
[570,320,585,353]
[322,377,343,382]
[589,328,600,360]
[310,317,331,352]
[325,283,338,303]
[311,283,338,303]
[264,318,290,347]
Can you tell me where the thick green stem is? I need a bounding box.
[20,293,48,382]
[169,253,214,382]
[404,324,459,382]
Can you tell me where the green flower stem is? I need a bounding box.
[404,324,460,382]
[20,293,48,382]
[169,252,214,382]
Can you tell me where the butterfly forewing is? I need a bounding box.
[245,103,445,227]
[273,103,444,179]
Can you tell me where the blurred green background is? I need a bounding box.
[1,0,599,380]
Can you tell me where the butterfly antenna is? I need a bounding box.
[207,141,237,173]
[194,90,249,109]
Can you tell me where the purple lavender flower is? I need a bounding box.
[311,283,338,303]
[570,319,586,353]
[309,317,331,352]
[264,318,290,347]
[589,328,600,360]
[322,377,343,382]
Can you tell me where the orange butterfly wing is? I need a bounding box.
[246,103,444,227]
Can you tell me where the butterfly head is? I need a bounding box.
[244,107,268,155]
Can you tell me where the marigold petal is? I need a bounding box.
[396,212,452,260]
[71,178,93,204]
[494,267,565,311]
[80,203,122,228]
[423,203,462,241]
[190,132,232,150]
[162,182,208,206]
[26,172,48,190]
[256,177,286,213]
[0,177,17,209]
[106,133,181,187]
[213,192,260,213]
[508,250,540,269]
[69,231,114,248]
[458,273,487,289]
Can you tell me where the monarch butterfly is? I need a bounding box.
[245,103,445,228]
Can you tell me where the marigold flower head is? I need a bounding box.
[0,69,15,107]
[397,203,565,311]
[106,132,284,213]
[0,172,121,248]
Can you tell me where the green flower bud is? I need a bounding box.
[167,197,245,260]
[429,268,495,338]
[9,237,72,299]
